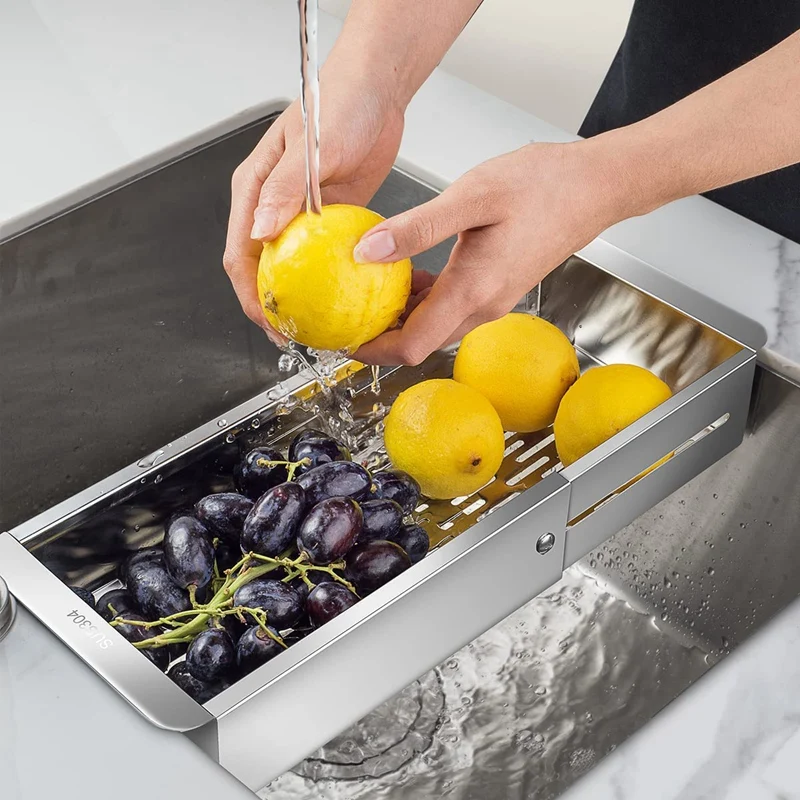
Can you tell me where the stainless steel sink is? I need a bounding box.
[260,367,799,800]
[1,114,795,799]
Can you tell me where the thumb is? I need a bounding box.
[251,146,308,241]
[353,177,500,263]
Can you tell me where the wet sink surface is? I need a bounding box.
[261,367,799,799]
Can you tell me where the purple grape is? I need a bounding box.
[390,523,430,564]
[119,547,163,584]
[163,515,215,590]
[344,540,411,595]
[168,662,229,704]
[288,429,351,475]
[359,499,403,542]
[209,615,246,645]
[306,582,359,628]
[126,559,191,619]
[95,588,138,621]
[235,447,288,500]
[236,626,284,676]
[240,482,307,557]
[371,470,421,514]
[214,539,241,574]
[186,628,235,682]
[233,578,304,630]
[112,612,169,671]
[297,497,363,565]
[296,461,373,506]
[194,493,254,542]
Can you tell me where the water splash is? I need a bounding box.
[261,569,712,799]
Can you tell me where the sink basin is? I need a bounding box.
[1,113,792,799]
[261,366,798,799]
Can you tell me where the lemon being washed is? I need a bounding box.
[258,205,412,352]
[384,379,505,500]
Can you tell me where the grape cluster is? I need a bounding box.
[82,430,428,704]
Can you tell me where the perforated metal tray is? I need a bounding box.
[0,113,765,792]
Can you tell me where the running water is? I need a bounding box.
[266,2,386,413]
[298,0,322,216]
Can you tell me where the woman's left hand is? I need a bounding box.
[352,138,644,366]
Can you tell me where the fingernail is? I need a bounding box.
[354,229,396,263]
[251,207,278,240]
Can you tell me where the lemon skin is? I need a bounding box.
[258,205,412,352]
[554,364,672,467]
[454,313,579,432]
[384,379,506,500]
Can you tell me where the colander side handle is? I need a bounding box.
[0,532,213,732]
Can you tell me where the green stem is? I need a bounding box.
[255,456,311,482]
[126,550,293,649]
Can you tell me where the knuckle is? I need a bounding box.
[231,162,248,190]
[397,340,428,367]
[222,249,239,277]
[405,209,437,252]
[262,172,299,204]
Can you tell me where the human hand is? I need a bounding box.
[223,71,405,339]
[352,139,642,365]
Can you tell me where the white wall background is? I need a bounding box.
[320,0,634,133]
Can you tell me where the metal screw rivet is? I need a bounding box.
[536,533,556,555]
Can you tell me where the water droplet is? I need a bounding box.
[713,493,718,499]
[134,524,140,532]
[515,730,532,745]
[154,475,162,484]
[707,567,715,576]
[278,353,295,372]
[534,686,547,696]
[267,386,286,401]
[663,576,673,589]
[217,418,227,428]
[661,611,669,621]
[446,659,458,670]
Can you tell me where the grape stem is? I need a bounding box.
[248,553,358,595]
[113,548,354,649]
[255,456,311,482]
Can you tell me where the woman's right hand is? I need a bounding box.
[223,71,405,337]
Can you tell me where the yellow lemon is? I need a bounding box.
[258,205,412,352]
[453,313,580,432]
[554,364,672,467]
[384,379,505,500]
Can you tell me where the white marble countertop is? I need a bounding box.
[1,2,799,799]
